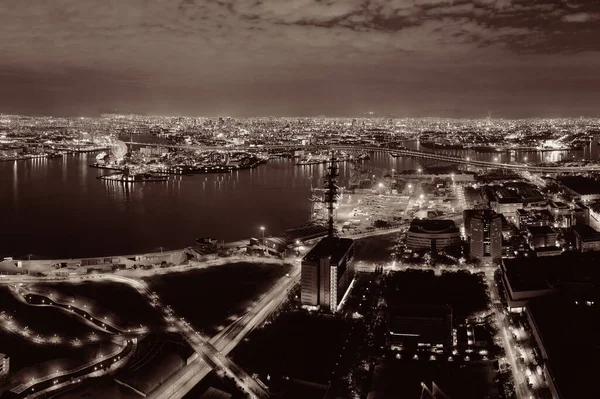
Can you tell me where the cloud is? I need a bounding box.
[562,12,599,22]
[1,0,600,116]
[426,3,475,16]
[231,0,364,24]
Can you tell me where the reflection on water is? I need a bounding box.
[12,160,18,205]
[103,180,133,207]
[80,154,88,187]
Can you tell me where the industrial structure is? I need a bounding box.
[301,154,356,313]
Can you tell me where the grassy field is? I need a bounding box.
[32,281,166,331]
[232,311,349,387]
[0,286,104,339]
[144,261,292,335]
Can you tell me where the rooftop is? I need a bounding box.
[464,208,501,221]
[548,200,569,209]
[199,387,233,399]
[526,225,555,236]
[527,296,599,398]
[302,236,354,265]
[408,219,458,234]
[572,224,600,240]
[502,254,600,292]
[559,176,600,196]
[281,223,328,243]
[388,303,452,318]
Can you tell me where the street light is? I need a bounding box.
[260,226,265,239]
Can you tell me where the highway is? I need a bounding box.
[0,269,278,398]
[93,274,283,399]
[125,142,600,172]
[147,264,300,399]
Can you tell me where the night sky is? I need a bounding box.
[1,0,600,117]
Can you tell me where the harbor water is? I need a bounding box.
[1,139,597,258]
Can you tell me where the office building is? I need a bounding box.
[526,296,597,399]
[558,176,600,202]
[468,209,502,262]
[0,353,9,380]
[388,304,453,349]
[526,225,558,249]
[500,254,597,311]
[572,224,600,252]
[199,387,233,399]
[405,219,461,252]
[301,236,355,313]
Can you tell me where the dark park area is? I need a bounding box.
[144,262,292,335]
[383,269,489,322]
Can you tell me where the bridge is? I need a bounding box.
[125,141,600,173]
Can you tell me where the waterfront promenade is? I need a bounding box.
[0,224,405,279]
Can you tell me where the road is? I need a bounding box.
[100,275,270,398]
[0,268,277,399]
[11,286,123,335]
[148,264,300,399]
[7,338,136,398]
[483,268,530,399]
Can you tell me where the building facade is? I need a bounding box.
[468,210,502,262]
[301,237,355,313]
[526,225,558,249]
[0,353,9,381]
[388,304,453,349]
[406,219,461,252]
[572,224,600,252]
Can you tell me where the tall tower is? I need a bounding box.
[324,152,340,237]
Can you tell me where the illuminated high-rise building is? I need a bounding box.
[468,209,502,262]
[0,353,9,381]
[301,236,355,313]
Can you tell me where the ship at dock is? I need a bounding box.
[297,154,328,165]
[98,168,168,183]
[296,151,357,165]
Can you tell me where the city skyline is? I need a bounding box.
[2,0,600,117]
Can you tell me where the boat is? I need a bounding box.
[47,152,65,159]
[356,152,370,161]
[297,159,327,165]
[98,172,168,182]
[297,154,328,165]
[196,237,218,245]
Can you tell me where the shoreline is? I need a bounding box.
[0,227,405,278]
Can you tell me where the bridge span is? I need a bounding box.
[125,142,600,173]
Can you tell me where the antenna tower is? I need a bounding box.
[324,152,340,237]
